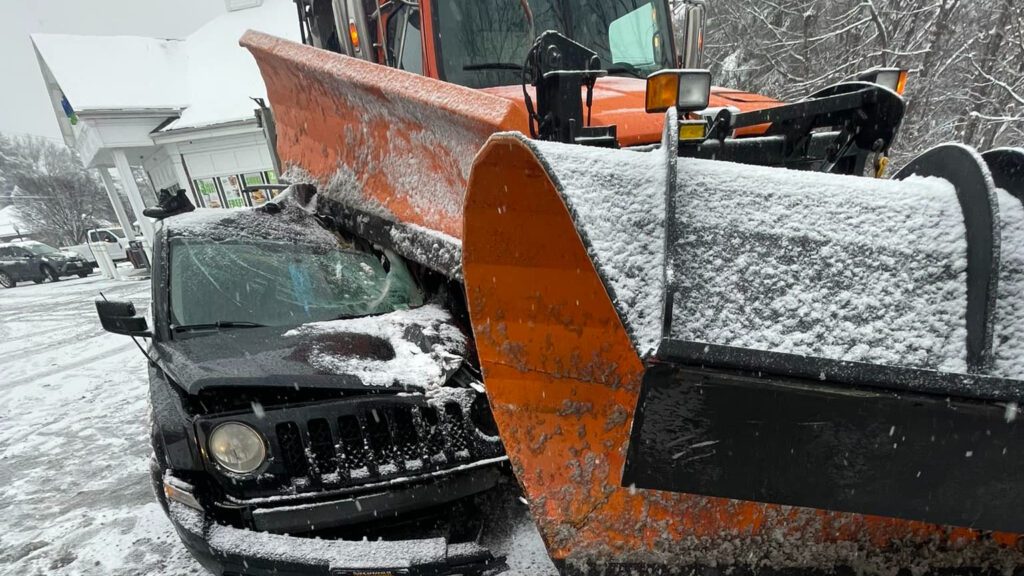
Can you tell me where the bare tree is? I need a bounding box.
[694,0,1024,167]
[0,133,114,246]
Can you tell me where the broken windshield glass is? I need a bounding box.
[169,238,423,330]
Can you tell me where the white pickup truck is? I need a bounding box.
[62,227,130,264]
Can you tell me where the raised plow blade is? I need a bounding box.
[240,31,528,243]
[463,112,1024,575]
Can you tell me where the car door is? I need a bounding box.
[96,230,126,259]
[2,247,32,279]
[0,247,18,278]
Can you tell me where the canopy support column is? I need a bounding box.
[96,167,137,242]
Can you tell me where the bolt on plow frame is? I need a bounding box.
[241,30,1024,576]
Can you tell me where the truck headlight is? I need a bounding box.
[855,67,909,95]
[646,69,712,114]
[209,422,266,474]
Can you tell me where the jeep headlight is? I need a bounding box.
[208,422,266,474]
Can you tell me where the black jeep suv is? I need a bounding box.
[97,191,508,575]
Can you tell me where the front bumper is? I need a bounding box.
[165,464,508,576]
[169,502,502,576]
[57,260,90,275]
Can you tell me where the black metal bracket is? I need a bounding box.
[701,82,904,176]
[524,31,617,147]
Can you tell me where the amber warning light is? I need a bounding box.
[349,19,361,53]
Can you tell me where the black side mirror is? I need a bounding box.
[96,300,151,337]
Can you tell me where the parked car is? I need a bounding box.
[63,227,130,264]
[96,192,508,576]
[0,240,92,288]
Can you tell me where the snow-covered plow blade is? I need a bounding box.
[462,120,1024,574]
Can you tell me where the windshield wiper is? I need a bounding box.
[464,63,523,71]
[174,321,267,332]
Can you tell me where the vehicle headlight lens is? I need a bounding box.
[208,422,266,474]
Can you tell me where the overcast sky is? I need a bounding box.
[0,0,227,141]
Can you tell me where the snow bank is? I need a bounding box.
[285,304,467,389]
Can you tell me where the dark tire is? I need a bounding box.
[77,272,90,278]
[42,266,59,282]
[0,271,14,289]
[33,278,45,284]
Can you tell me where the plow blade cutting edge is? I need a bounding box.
[462,115,1024,574]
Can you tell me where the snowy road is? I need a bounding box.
[0,275,203,576]
[0,274,556,576]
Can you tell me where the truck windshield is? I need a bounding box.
[169,238,424,330]
[432,0,673,88]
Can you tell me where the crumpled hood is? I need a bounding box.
[155,305,466,395]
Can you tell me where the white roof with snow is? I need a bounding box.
[32,35,188,112]
[32,0,299,132]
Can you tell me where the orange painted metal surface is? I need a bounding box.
[462,134,1023,572]
[241,31,529,239]
[481,81,783,147]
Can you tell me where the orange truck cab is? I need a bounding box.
[296,0,782,147]
[293,0,909,176]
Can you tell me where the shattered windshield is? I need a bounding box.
[169,238,423,330]
[432,0,674,88]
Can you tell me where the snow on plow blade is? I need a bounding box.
[462,119,1024,573]
[241,31,528,241]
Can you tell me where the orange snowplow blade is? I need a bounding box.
[241,31,529,239]
[462,132,1024,574]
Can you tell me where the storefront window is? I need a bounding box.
[244,172,269,206]
[194,178,221,208]
[265,171,284,199]
[219,175,246,208]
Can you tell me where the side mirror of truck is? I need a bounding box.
[96,300,151,337]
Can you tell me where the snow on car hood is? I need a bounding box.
[283,304,467,389]
[155,305,465,394]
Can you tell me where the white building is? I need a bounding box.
[32,0,299,248]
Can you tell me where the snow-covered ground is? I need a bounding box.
[0,273,556,576]
[0,274,202,575]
